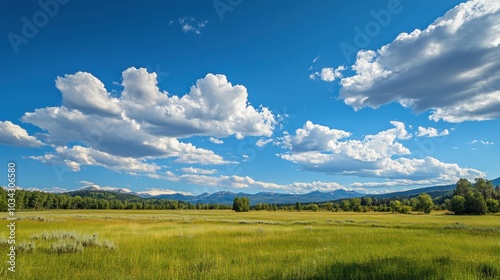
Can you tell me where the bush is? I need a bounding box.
[50,241,84,253]
[30,230,116,254]
[486,198,499,213]
[17,241,35,253]
[400,206,412,214]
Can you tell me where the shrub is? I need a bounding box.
[486,198,499,213]
[17,241,35,253]
[50,241,84,254]
[30,230,116,254]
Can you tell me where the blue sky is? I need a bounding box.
[1,0,499,195]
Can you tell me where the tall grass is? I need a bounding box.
[1,210,499,279]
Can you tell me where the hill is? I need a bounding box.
[56,177,500,205]
[155,189,363,205]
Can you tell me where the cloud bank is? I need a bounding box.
[0,121,44,148]
[21,67,275,174]
[327,0,500,122]
[278,121,483,182]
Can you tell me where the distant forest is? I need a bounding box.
[1,178,499,215]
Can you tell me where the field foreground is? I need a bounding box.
[1,210,499,279]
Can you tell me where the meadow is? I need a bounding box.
[1,210,499,280]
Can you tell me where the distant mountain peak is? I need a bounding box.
[79,185,133,194]
[81,185,101,191]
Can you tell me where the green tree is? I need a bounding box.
[332,203,340,212]
[416,193,434,214]
[340,200,351,212]
[410,198,419,209]
[306,203,319,212]
[390,200,402,213]
[350,198,362,212]
[450,195,466,214]
[474,178,495,200]
[295,202,302,212]
[454,178,472,197]
[365,197,373,207]
[485,198,499,213]
[232,197,250,212]
[400,205,412,214]
[324,202,334,211]
[0,188,8,212]
[444,199,451,210]
[465,191,488,215]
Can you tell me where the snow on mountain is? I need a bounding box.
[80,184,133,194]
[135,188,193,197]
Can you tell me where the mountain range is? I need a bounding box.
[74,177,500,205]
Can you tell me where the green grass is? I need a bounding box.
[1,210,499,279]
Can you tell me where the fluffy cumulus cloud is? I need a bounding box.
[329,0,500,122]
[29,145,161,173]
[209,137,224,144]
[278,121,484,182]
[0,121,44,147]
[20,67,275,174]
[279,121,352,152]
[117,68,276,139]
[415,126,449,138]
[310,66,345,82]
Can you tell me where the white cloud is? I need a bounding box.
[0,121,44,148]
[117,68,276,139]
[178,17,209,35]
[136,188,193,196]
[256,138,273,147]
[278,121,351,152]
[348,179,433,189]
[310,66,346,82]
[75,182,133,193]
[180,167,217,175]
[209,137,224,144]
[471,139,494,145]
[29,145,161,173]
[56,72,121,116]
[415,126,449,137]
[25,186,69,193]
[329,0,500,122]
[163,171,348,194]
[20,67,273,173]
[23,106,228,165]
[78,180,95,185]
[278,121,484,181]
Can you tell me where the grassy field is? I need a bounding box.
[1,210,499,279]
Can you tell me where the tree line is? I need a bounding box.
[445,178,499,214]
[2,178,499,214]
[239,178,499,215]
[0,189,231,211]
